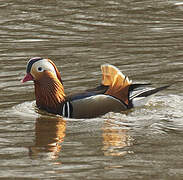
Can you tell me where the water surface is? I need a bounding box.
[1,0,183,179]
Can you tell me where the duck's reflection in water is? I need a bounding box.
[29,116,66,160]
[102,119,133,156]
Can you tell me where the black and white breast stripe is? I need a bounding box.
[62,101,72,118]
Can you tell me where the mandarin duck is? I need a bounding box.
[22,57,169,118]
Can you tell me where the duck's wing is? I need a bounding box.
[70,94,127,119]
[101,64,170,108]
[67,84,109,101]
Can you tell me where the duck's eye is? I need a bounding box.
[37,67,43,72]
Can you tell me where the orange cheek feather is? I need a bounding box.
[34,70,65,113]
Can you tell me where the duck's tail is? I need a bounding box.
[128,84,170,108]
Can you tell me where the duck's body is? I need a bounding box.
[67,87,127,118]
[22,57,169,119]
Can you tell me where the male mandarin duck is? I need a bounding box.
[22,57,169,119]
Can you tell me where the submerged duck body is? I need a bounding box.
[22,57,169,119]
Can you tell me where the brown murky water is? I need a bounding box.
[1,0,183,179]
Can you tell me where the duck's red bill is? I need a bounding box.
[21,73,33,83]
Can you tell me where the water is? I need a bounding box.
[1,0,183,179]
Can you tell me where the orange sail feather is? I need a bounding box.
[101,64,132,105]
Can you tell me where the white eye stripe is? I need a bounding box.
[31,59,57,77]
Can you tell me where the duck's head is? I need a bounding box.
[22,57,62,84]
[22,57,65,113]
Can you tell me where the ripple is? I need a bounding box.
[12,101,38,118]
